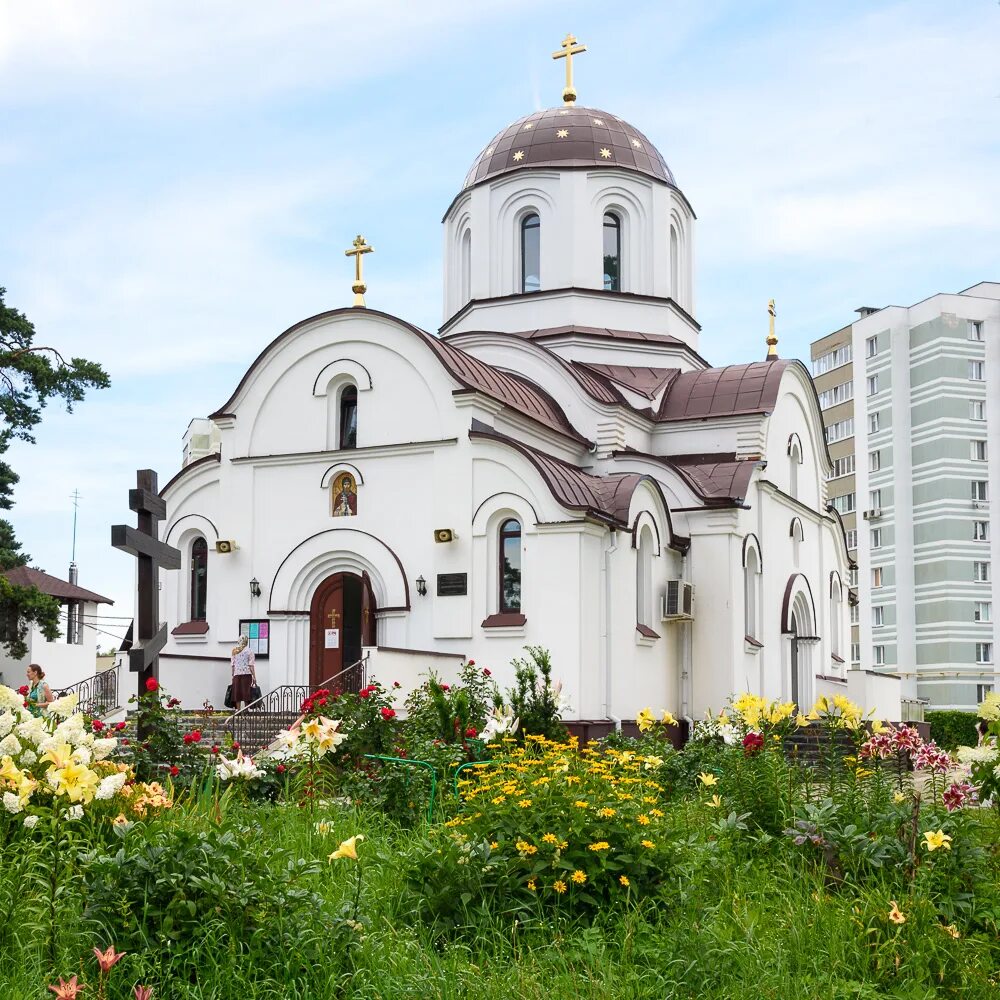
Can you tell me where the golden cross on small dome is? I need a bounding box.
[552,33,587,105]
[766,299,779,359]
[344,234,374,308]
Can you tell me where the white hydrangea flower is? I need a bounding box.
[3,791,22,814]
[45,692,79,719]
[53,713,86,746]
[65,804,84,820]
[23,814,38,829]
[95,772,127,801]
[73,745,92,766]
[91,738,117,761]
[0,711,16,737]
[0,733,21,757]
[979,693,1000,722]
[19,750,37,766]
[957,744,999,764]
[0,685,24,713]
[17,715,47,746]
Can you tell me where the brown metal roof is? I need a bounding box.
[502,323,690,347]
[463,106,675,190]
[657,360,790,421]
[471,422,647,526]
[3,566,113,605]
[576,363,680,401]
[611,449,759,507]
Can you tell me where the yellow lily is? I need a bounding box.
[698,772,718,787]
[661,710,677,727]
[706,794,723,808]
[329,834,365,861]
[636,707,656,733]
[51,762,100,803]
[41,742,75,770]
[922,829,952,853]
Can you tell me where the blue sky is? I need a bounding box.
[1,0,998,644]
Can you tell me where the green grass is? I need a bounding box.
[2,799,998,999]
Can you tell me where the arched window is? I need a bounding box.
[339,385,357,450]
[790,518,804,567]
[603,212,621,291]
[670,225,679,301]
[460,228,472,302]
[499,518,522,612]
[520,214,540,293]
[636,526,653,626]
[744,545,760,640]
[830,578,843,660]
[190,537,208,621]
[789,438,802,499]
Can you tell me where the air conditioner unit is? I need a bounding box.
[862,508,882,521]
[661,580,694,621]
[215,540,239,554]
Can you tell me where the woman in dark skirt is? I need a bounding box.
[230,635,257,709]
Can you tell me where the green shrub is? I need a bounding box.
[926,710,979,750]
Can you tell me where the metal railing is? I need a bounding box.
[55,664,120,718]
[221,656,368,753]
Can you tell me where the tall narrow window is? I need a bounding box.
[499,518,522,612]
[460,229,472,302]
[744,546,760,640]
[669,225,679,300]
[788,440,801,499]
[190,538,208,621]
[830,581,842,658]
[520,214,540,293]
[602,212,621,291]
[339,386,358,449]
[636,527,653,627]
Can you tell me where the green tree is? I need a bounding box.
[0,287,109,658]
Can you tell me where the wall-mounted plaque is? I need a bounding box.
[437,573,468,597]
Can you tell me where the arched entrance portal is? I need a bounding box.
[309,571,376,688]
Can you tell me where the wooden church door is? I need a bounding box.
[309,573,347,687]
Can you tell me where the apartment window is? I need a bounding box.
[974,601,992,623]
[845,529,858,550]
[826,418,854,444]
[848,568,858,587]
[873,645,886,666]
[850,603,859,625]
[869,489,882,509]
[830,455,855,479]
[832,492,856,515]
[818,381,854,409]
[969,360,984,381]
[974,561,991,583]
[971,440,987,462]
[872,605,884,627]
[872,567,883,588]
[812,344,852,376]
[866,335,878,358]
[977,683,994,702]
[970,400,986,421]
[868,412,880,434]
[851,642,861,665]
[869,451,880,473]
[975,642,994,665]
[973,521,989,541]
[972,481,989,502]
[866,374,879,396]
[870,528,882,549]
[968,320,984,342]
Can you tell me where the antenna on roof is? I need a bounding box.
[70,488,81,563]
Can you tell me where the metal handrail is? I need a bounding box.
[221,656,368,752]
[55,664,120,718]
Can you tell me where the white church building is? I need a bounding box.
[156,40,893,728]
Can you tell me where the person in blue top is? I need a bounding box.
[25,663,53,717]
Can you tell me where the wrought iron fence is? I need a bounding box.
[55,665,120,718]
[222,657,368,753]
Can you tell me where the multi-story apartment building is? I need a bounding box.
[811,282,1000,710]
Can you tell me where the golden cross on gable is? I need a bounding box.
[766,299,779,359]
[327,608,340,627]
[552,33,587,105]
[344,234,374,308]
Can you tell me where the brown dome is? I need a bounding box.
[463,106,676,190]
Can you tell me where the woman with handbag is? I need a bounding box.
[230,635,258,709]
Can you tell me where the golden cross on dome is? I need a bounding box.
[344,234,374,308]
[552,33,587,105]
[766,299,779,359]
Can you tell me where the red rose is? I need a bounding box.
[232,742,240,752]
[182,734,192,744]
[467,659,476,666]
[91,719,105,732]
[276,764,286,774]
[393,681,401,689]
[380,707,396,721]
[465,727,478,738]
[145,677,159,692]
[743,732,765,756]
[441,684,450,692]
[17,685,28,696]
[190,730,201,742]
[115,721,127,732]
[482,668,491,677]
[121,738,129,746]
[359,687,372,700]
[169,765,180,777]
[210,745,219,754]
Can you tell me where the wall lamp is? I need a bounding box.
[249,578,261,599]
[416,576,427,597]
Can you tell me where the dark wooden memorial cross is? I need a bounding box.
[111,470,180,732]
